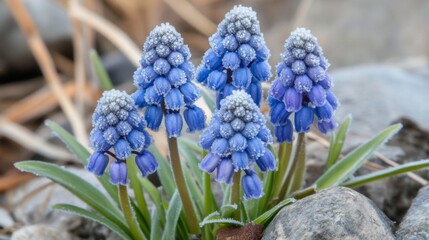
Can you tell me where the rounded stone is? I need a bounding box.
[262,187,395,240]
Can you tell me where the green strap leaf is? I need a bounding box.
[53,204,132,240]
[139,178,166,226]
[45,120,90,165]
[45,120,119,203]
[200,218,244,227]
[178,138,203,183]
[343,159,429,188]
[150,207,162,240]
[253,198,295,227]
[90,50,114,91]
[15,161,126,231]
[315,124,402,190]
[148,145,176,198]
[325,115,352,170]
[162,190,183,240]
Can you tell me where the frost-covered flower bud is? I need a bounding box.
[87,151,109,176]
[268,28,339,141]
[135,150,158,177]
[88,90,157,184]
[132,23,205,137]
[110,161,128,185]
[199,90,274,199]
[242,170,263,199]
[196,5,271,106]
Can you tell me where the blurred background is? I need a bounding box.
[0,0,428,239]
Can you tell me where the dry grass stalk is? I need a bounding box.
[5,0,88,146]
[3,82,94,123]
[69,2,141,66]
[0,118,74,161]
[163,0,216,36]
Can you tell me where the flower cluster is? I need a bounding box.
[196,5,271,107]
[132,23,205,137]
[268,28,339,142]
[199,90,274,199]
[88,90,158,185]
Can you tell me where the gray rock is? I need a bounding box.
[11,224,72,240]
[0,0,72,79]
[332,65,429,147]
[6,168,99,226]
[262,187,395,240]
[263,0,429,68]
[6,168,118,239]
[0,207,14,229]
[300,65,429,221]
[356,118,429,222]
[396,185,429,239]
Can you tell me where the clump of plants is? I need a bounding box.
[15,5,429,240]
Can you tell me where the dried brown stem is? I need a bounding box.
[163,0,216,36]
[69,2,141,66]
[6,0,88,146]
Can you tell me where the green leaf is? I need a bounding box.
[253,198,295,227]
[15,161,126,231]
[200,218,244,227]
[162,191,182,240]
[220,204,237,218]
[45,120,119,203]
[149,145,176,198]
[182,161,204,219]
[53,204,132,240]
[315,124,402,190]
[139,178,166,226]
[178,138,203,183]
[126,158,151,235]
[273,142,293,197]
[326,115,352,170]
[150,207,162,240]
[200,88,215,113]
[343,159,429,188]
[45,120,89,165]
[90,50,114,91]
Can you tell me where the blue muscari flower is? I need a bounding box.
[242,170,263,199]
[196,5,271,107]
[199,90,274,199]
[268,28,339,142]
[88,90,158,185]
[132,23,206,137]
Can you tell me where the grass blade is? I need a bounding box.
[253,198,295,227]
[148,145,176,198]
[162,190,183,240]
[315,124,402,190]
[325,115,352,170]
[343,159,429,188]
[46,120,118,203]
[46,120,89,165]
[15,161,126,231]
[90,50,113,91]
[53,204,132,240]
[150,207,162,240]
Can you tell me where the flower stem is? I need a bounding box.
[231,172,241,220]
[273,142,293,197]
[126,158,151,234]
[167,137,200,234]
[118,185,145,240]
[278,132,306,200]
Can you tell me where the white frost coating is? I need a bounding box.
[143,23,184,52]
[217,5,260,36]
